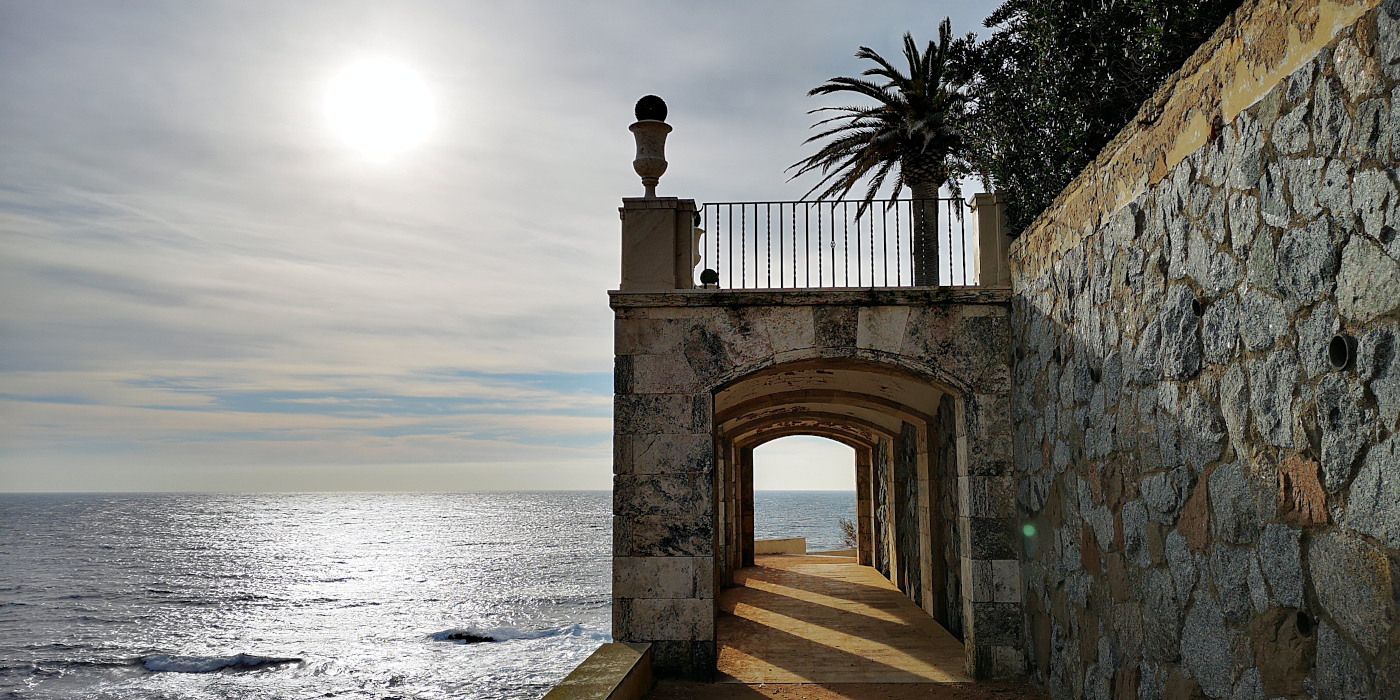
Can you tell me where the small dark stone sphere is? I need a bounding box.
[635,95,667,122]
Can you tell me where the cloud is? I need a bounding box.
[0,0,1001,491]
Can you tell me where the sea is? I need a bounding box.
[0,490,855,699]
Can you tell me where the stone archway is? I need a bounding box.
[611,290,1021,679]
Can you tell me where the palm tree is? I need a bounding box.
[789,18,968,287]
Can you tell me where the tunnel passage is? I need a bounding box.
[712,359,964,638]
[609,291,1018,679]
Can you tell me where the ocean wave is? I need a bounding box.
[140,653,301,674]
[429,624,605,644]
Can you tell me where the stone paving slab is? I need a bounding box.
[714,555,973,684]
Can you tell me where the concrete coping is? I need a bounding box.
[542,642,653,700]
[754,537,806,555]
[608,286,1012,309]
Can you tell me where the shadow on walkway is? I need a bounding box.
[646,555,1047,698]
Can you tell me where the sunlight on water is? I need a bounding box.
[0,493,610,700]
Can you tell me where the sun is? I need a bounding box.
[325,59,434,157]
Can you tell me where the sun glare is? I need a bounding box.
[325,59,434,157]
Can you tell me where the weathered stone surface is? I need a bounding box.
[1239,288,1287,352]
[1296,301,1340,378]
[1257,524,1303,607]
[1210,545,1254,624]
[1314,75,1350,155]
[1260,164,1290,229]
[1358,323,1400,427]
[1142,568,1182,662]
[1220,365,1250,457]
[1160,285,1202,380]
[1208,462,1258,544]
[1202,294,1240,365]
[1315,373,1370,492]
[1141,468,1192,524]
[1316,622,1374,700]
[1246,229,1280,291]
[1181,595,1234,698]
[1278,453,1329,526]
[1188,225,1243,295]
[1165,530,1196,607]
[1248,350,1299,448]
[1275,217,1340,311]
[1336,233,1400,323]
[1245,553,1268,615]
[1307,530,1396,655]
[1283,157,1325,221]
[1123,500,1151,568]
[1273,101,1312,154]
[1230,667,1262,700]
[1317,159,1352,217]
[1346,434,1400,549]
[1352,168,1396,243]
[1335,36,1384,100]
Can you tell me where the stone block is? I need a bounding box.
[1248,349,1299,448]
[614,597,715,642]
[1337,232,1400,323]
[1257,523,1303,608]
[1209,545,1254,624]
[613,515,713,557]
[1316,622,1374,700]
[1180,595,1234,699]
[1160,285,1202,380]
[615,394,693,435]
[613,556,710,599]
[614,473,711,519]
[964,476,1016,518]
[1296,301,1340,379]
[621,433,713,475]
[1346,434,1400,549]
[1239,287,1287,353]
[856,305,910,354]
[616,317,684,356]
[1316,373,1371,492]
[1208,461,1259,544]
[1202,293,1240,365]
[629,354,699,394]
[648,640,716,681]
[1275,217,1340,311]
[751,306,814,354]
[812,306,857,348]
[1358,323,1400,428]
[1273,101,1311,154]
[1308,530,1396,655]
[1142,568,1182,662]
[967,517,1018,559]
[681,324,731,386]
[969,601,1023,647]
[1165,530,1197,607]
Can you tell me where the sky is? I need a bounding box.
[0,0,1002,492]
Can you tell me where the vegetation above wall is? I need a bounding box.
[953,0,1244,234]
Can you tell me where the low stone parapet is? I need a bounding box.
[542,643,653,700]
[753,538,806,555]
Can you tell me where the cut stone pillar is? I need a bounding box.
[970,193,1011,288]
[619,198,698,292]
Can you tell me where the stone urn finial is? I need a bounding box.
[630,95,671,198]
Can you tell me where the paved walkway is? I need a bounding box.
[647,555,1047,700]
[717,554,971,684]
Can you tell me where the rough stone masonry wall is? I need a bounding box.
[1010,3,1400,698]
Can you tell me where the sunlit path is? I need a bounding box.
[717,554,970,684]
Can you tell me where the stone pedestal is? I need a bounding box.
[619,198,698,292]
[970,193,1011,288]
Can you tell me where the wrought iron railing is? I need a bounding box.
[697,198,973,290]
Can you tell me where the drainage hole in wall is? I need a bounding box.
[1328,334,1356,371]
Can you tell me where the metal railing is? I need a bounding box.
[697,198,974,290]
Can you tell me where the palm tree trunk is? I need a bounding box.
[910,181,940,286]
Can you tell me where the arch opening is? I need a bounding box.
[751,435,857,554]
[713,359,965,642]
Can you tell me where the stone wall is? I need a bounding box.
[1009,2,1400,697]
[936,394,965,641]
